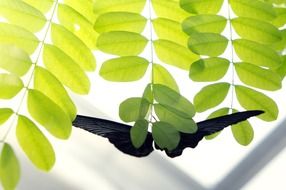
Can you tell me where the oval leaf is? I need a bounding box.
[231,17,282,44]
[0,44,32,76]
[95,12,146,33]
[154,104,197,133]
[0,108,13,125]
[194,82,230,112]
[27,89,72,139]
[180,0,224,14]
[235,85,278,121]
[154,39,199,70]
[188,33,228,57]
[16,115,55,171]
[235,62,282,91]
[119,97,150,122]
[0,143,20,190]
[100,56,149,82]
[34,67,77,120]
[231,117,254,146]
[152,0,189,22]
[152,18,188,46]
[233,39,281,69]
[229,0,276,21]
[57,4,98,49]
[190,57,230,82]
[0,23,39,54]
[182,14,227,35]
[51,24,96,71]
[97,31,148,56]
[64,0,97,23]
[43,44,90,94]
[0,73,23,99]
[153,84,195,118]
[153,64,179,92]
[130,120,149,148]
[152,121,180,151]
[0,0,46,32]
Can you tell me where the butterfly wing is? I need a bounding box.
[164,110,264,157]
[73,115,154,157]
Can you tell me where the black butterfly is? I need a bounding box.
[72,110,264,158]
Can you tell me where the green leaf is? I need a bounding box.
[119,97,150,122]
[233,39,281,69]
[235,62,282,91]
[229,0,276,21]
[93,0,146,14]
[22,0,53,13]
[100,56,149,82]
[16,115,55,171]
[182,14,227,35]
[51,24,96,71]
[180,0,224,14]
[153,64,179,92]
[64,0,97,23]
[275,55,286,78]
[0,23,39,55]
[0,44,32,76]
[153,84,195,118]
[263,0,285,4]
[194,82,230,112]
[231,17,282,44]
[152,18,188,46]
[152,0,190,22]
[231,117,254,146]
[34,67,77,121]
[130,120,149,148]
[205,107,230,140]
[154,39,199,70]
[152,121,180,151]
[97,31,148,56]
[0,73,23,99]
[0,108,13,125]
[95,12,146,33]
[0,143,20,190]
[154,104,197,133]
[27,89,72,139]
[270,29,286,51]
[235,85,278,121]
[0,0,47,32]
[188,33,228,57]
[190,57,230,82]
[43,44,90,94]
[142,84,153,103]
[272,8,286,28]
[57,4,98,50]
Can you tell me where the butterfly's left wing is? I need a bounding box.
[73,115,154,157]
[162,110,264,158]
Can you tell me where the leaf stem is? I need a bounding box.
[227,0,235,110]
[147,0,156,123]
[0,0,59,143]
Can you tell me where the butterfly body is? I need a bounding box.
[73,110,264,158]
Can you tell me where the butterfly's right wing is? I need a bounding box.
[73,115,154,157]
[163,110,264,158]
